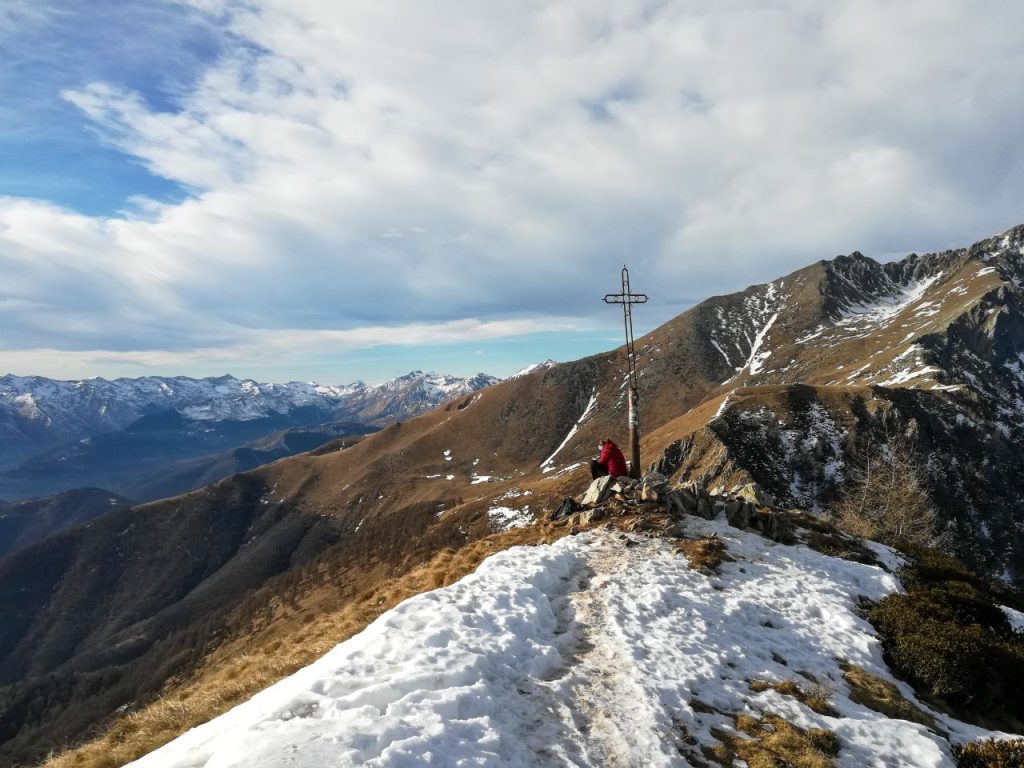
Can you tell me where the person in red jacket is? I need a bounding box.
[591,438,628,479]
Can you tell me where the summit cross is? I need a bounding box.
[603,266,648,479]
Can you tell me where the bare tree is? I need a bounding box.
[833,434,942,547]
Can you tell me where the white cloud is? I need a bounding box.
[4,0,1024,375]
[1,316,581,379]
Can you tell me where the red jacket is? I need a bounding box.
[599,440,628,478]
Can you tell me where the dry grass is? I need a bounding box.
[708,713,839,768]
[840,662,936,729]
[749,678,838,716]
[43,521,568,768]
[675,535,729,572]
[954,737,1024,767]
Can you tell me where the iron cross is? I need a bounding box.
[604,266,648,478]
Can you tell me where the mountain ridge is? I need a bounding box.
[0,370,499,470]
[7,224,1024,766]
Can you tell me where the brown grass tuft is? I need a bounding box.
[675,535,729,572]
[954,737,1024,767]
[840,662,935,728]
[749,678,838,716]
[709,713,839,768]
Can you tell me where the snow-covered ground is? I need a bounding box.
[129,521,1013,768]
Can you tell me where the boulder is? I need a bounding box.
[735,483,776,508]
[726,501,753,529]
[695,494,715,520]
[581,476,614,507]
[676,485,698,511]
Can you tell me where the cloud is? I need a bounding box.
[4,0,1024,377]
[1,316,582,379]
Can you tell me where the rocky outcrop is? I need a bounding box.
[562,473,794,545]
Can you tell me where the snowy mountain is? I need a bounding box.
[0,371,498,474]
[10,225,1024,767]
[126,522,1011,768]
[0,370,497,489]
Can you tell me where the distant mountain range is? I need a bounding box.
[0,371,499,503]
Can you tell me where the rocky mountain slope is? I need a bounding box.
[0,488,133,557]
[6,224,1024,766]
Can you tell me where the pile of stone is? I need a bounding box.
[553,472,794,544]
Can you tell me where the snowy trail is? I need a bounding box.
[561,537,675,766]
[131,524,1017,768]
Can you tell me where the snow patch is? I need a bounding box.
[540,390,597,471]
[486,505,533,530]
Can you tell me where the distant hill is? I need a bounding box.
[0,488,133,557]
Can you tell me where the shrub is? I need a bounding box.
[868,548,1024,727]
[955,738,1024,768]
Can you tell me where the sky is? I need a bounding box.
[1,0,1023,384]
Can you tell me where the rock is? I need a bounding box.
[695,494,714,520]
[735,483,776,508]
[676,485,698,511]
[641,484,661,503]
[551,497,582,521]
[712,500,726,515]
[581,476,614,507]
[726,501,753,529]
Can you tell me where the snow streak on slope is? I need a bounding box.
[541,390,597,472]
[131,523,1012,768]
[711,283,785,384]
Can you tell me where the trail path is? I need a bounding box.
[130,523,997,768]
[562,535,669,766]
[522,533,678,767]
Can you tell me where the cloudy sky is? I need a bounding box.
[2,0,1022,383]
